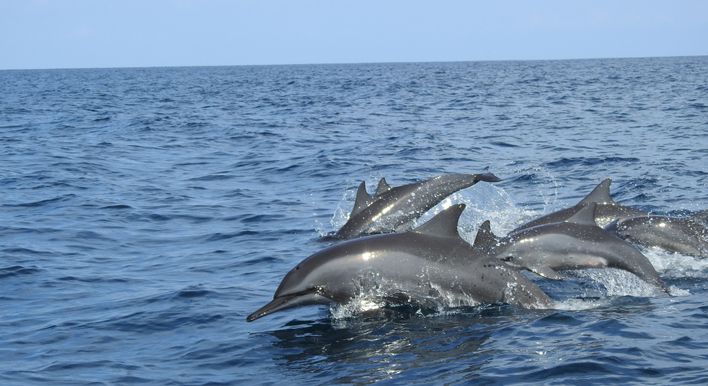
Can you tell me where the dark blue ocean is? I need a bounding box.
[1,56,707,385]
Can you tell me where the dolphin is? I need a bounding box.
[331,173,500,239]
[512,178,647,233]
[606,215,708,257]
[486,203,668,292]
[247,204,552,322]
[692,210,708,227]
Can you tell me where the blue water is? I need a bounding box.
[1,56,707,385]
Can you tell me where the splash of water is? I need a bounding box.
[643,246,708,279]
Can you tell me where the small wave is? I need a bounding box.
[1,247,54,256]
[523,361,614,381]
[73,230,115,242]
[7,194,76,208]
[240,214,285,223]
[175,288,214,299]
[205,230,260,241]
[57,276,129,284]
[188,173,236,181]
[546,157,640,168]
[490,141,520,148]
[98,310,224,333]
[0,265,40,279]
[40,360,113,372]
[100,204,132,210]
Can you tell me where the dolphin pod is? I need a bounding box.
[513,178,708,256]
[248,175,704,322]
[486,203,667,291]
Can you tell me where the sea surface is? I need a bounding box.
[1,56,707,385]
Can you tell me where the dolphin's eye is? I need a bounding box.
[501,256,514,262]
[295,265,300,270]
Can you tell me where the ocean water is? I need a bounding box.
[1,56,707,385]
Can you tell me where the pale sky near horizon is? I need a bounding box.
[1,0,707,70]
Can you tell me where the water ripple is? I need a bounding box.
[1,57,707,385]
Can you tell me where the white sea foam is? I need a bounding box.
[552,297,609,311]
[642,246,708,279]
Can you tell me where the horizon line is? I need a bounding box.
[1,53,706,72]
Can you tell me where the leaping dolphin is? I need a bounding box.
[331,173,500,240]
[485,203,668,292]
[606,215,708,258]
[512,178,647,233]
[247,204,552,322]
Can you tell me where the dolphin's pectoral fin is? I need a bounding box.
[529,265,565,280]
[580,178,616,206]
[351,181,374,216]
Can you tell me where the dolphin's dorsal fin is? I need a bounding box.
[473,220,499,250]
[375,177,392,196]
[351,181,374,216]
[566,202,598,226]
[412,204,465,239]
[579,178,615,205]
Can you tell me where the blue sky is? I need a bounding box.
[1,0,707,69]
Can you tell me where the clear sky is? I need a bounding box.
[1,0,707,70]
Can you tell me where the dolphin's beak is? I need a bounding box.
[246,290,330,322]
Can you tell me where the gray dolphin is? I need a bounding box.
[487,203,668,292]
[692,210,708,227]
[513,178,647,233]
[247,204,552,322]
[606,215,708,257]
[331,173,500,239]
